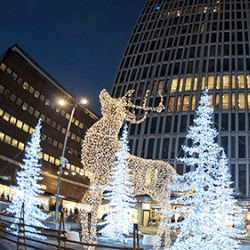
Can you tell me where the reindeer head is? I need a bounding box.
[100,89,165,125]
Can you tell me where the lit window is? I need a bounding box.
[79,123,84,129]
[171,79,178,92]
[215,94,220,109]
[61,128,66,134]
[232,93,236,109]
[176,96,181,112]
[58,143,63,149]
[222,93,229,109]
[44,154,49,161]
[38,152,42,158]
[248,94,250,108]
[34,90,40,98]
[22,82,29,90]
[247,75,250,88]
[71,165,76,171]
[0,63,6,71]
[45,99,50,106]
[216,76,220,89]
[55,159,60,166]
[29,127,34,134]
[49,156,55,164]
[76,136,81,143]
[201,76,206,90]
[18,142,25,151]
[238,75,245,88]
[183,96,190,111]
[191,96,196,111]
[51,121,56,128]
[193,77,198,91]
[66,163,70,169]
[208,76,214,90]
[75,120,79,126]
[3,112,10,122]
[0,132,4,141]
[158,80,164,94]
[16,120,23,129]
[71,133,76,140]
[22,102,28,111]
[185,77,192,91]
[11,139,18,147]
[168,97,175,112]
[29,86,35,94]
[223,75,229,89]
[238,93,245,109]
[65,113,70,120]
[178,78,184,91]
[232,75,236,89]
[0,109,3,116]
[23,123,29,132]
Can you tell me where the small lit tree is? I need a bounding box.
[167,89,245,250]
[7,118,47,239]
[99,123,135,243]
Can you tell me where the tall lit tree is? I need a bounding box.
[167,89,245,250]
[99,123,135,243]
[7,118,47,239]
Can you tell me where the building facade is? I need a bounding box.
[111,0,250,198]
[0,44,98,203]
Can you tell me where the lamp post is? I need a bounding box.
[55,98,88,222]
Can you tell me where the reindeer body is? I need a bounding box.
[81,90,176,249]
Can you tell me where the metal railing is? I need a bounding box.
[0,210,143,250]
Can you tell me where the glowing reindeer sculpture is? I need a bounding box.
[81,89,177,249]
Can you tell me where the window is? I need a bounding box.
[239,164,246,195]
[16,120,23,129]
[18,142,25,151]
[223,75,229,89]
[222,93,229,109]
[162,138,169,159]
[23,123,29,132]
[208,76,214,90]
[3,112,10,122]
[22,102,28,111]
[22,82,29,90]
[238,93,245,109]
[185,77,192,91]
[147,138,155,159]
[29,86,35,94]
[11,139,18,148]
[168,97,175,112]
[238,75,244,89]
[171,79,178,92]
[239,136,246,158]
[238,113,245,131]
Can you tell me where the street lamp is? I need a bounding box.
[55,97,88,222]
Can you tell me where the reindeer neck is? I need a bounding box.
[94,116,123,137]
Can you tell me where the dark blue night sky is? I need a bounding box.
[0,0,144,114]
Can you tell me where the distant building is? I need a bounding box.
[111,0,250,199]
[0,44,99,204]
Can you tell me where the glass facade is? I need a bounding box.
[111,0,250,198]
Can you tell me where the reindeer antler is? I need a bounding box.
[124,90,165,124]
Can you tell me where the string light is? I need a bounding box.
[81,89,177,248]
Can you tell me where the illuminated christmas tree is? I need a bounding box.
[7,118,47,239]
[99,123,135,243]
[168,89,245,250]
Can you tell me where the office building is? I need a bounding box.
[0,44,98,207]
[111,0,250,198]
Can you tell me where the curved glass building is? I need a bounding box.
[111,0,250,199]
